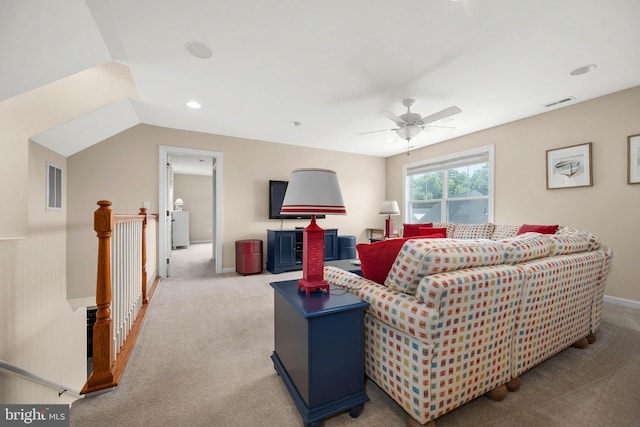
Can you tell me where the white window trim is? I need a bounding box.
[402,144,495,223]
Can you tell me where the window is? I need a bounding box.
[403,145,494,224]
[47,163,63,210]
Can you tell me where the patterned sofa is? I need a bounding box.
[323,223,613,427]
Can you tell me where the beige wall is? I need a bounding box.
[0,62,138,403]
[0,142,85,404]
[386,85,640,303]
[0,62,138,238]
[173,174,213,242]
[67,124,386,297]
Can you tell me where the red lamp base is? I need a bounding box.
[297,279,330,296]
[385,216,394,239]
[298,215,330,296]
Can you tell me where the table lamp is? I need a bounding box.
[379,200,400,238]
[281,168,346,295]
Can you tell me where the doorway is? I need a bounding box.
[159,146,223,277]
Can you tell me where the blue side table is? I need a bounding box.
[270,280,369,427]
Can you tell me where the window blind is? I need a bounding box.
[406,152,490,176]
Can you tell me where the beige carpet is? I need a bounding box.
[70,243,640,426]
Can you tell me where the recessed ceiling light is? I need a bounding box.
[186,101,201,109]
[289,121,302,126]
[185,41,213,59]
[570,64,597,76]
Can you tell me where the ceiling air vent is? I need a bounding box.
[544,96,575,108]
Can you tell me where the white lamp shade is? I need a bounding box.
[281,168,346,215]
[379,200,400,215]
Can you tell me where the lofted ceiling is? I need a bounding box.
[4,0,640,158]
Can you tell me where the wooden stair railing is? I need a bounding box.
[81,201,159,395]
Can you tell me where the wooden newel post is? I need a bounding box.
[82,200,116,394]
[139,207,148,305]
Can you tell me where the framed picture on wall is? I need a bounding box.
[546,142,593,190]
[628,134,640,184]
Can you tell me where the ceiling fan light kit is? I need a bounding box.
[362,99,462,153]
[396,125,421,140]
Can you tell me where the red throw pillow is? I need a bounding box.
[403,223,433,238]
[356,229,447,284]
[414,227,447,238]
[517,224,559,235]
[356,238,409,284]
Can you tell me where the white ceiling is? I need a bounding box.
[4,0,640,158]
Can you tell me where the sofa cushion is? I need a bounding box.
[517,224,559,235]
[556,225,601,250]
[492,224,520,240]
[452,223,496,239]
[403,223,433,237]
[432,222,456,238]
[548,234,592,256]
[500,232,551,264]
[385,238,505,295]
[356,238,409,284]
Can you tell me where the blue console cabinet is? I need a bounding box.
[270,280,369,427]
[266,229,338,273]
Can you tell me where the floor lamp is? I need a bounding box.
[280,168,346,295]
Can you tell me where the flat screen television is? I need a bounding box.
[269,180,325,220]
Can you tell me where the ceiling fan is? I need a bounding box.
[361,99,462,144]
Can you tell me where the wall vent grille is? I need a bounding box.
[46,163,62,210]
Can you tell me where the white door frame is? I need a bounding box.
[159,145,223,277]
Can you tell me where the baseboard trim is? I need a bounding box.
[603,295,640,310]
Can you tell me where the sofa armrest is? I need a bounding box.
[324,265,373,290]
[325,266,438,343]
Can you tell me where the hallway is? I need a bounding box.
[169,243,215,278]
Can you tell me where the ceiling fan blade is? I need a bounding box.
[379,111,407,126]
[357,128,396,135]
[423,124,456,132]
[421,106,462,125]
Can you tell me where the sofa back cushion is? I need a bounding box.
[556,225,601,250]
[432,222,456,238]
[492,224,520,240]
[415,264,525,313]
[451,223,496,239]
[500,232,551,264]
[548,234,592,256]
[385,238,505,295]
